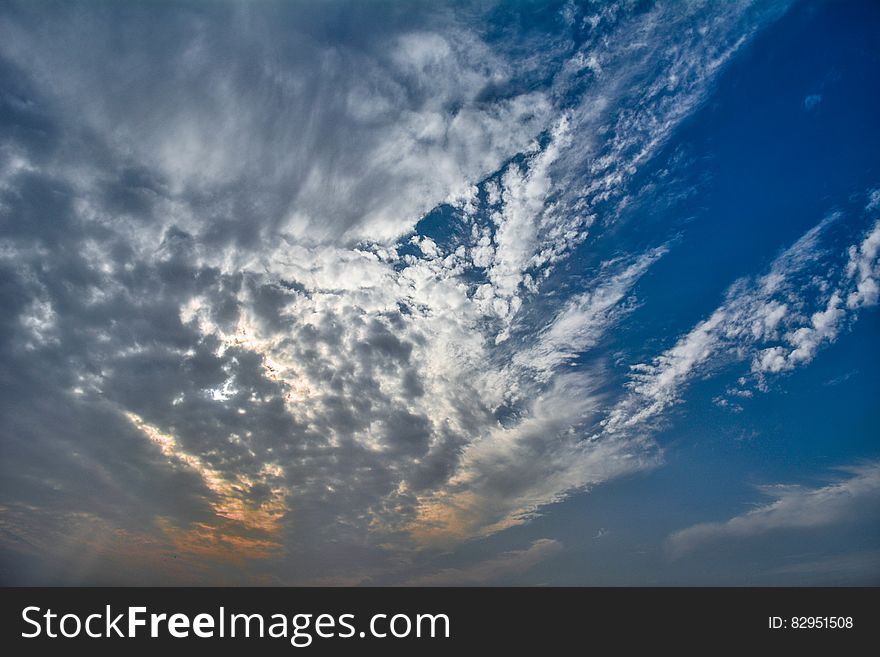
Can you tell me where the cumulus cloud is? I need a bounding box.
[769,550,880,583]
[668,462,880,557]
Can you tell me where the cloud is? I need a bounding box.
[409,372,661,546]
[0,0,800,583]
[668,462,880,557]
[804,93,822,111]
[768,550,880,583]
[467,0,791,334]
[0,1,552,246]
[602,199,880,436]
[845,217,880,309]
[404,538,562,586]
[510,246,668,384]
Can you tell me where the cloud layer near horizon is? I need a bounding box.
[668,462,880,558]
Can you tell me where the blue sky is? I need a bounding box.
[0,0,878,585]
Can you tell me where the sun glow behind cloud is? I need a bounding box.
[125,412,287,565]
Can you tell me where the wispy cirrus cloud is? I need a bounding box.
[668,462,880,558]
[601,197,880,438]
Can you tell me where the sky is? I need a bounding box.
[0,0,878,586]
